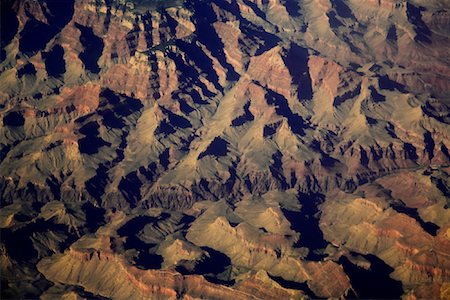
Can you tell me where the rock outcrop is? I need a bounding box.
[1,0,449,298]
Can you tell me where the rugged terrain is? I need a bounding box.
[1,0,450,299]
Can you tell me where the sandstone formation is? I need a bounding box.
[1,0,449,298]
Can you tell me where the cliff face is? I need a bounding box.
[1,0,449,209]
[1,0,449,299]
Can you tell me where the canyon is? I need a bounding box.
[1,0,449,298]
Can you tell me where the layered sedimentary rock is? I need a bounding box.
[1,0,449,298]
[320,169,450,299]
[2,0,449,209]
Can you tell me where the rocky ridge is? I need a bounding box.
[1,0,449,298]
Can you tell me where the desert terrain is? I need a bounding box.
[1,0,450,298]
